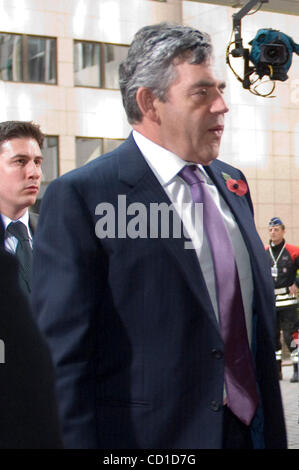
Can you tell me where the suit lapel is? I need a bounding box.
[204,162,249,225]
[117,139,269,340]
[118,135,220,332]
[205,161,267,279]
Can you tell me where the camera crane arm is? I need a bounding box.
[229,0,269,89]
[228,0,298,96]
[232,0,269,56]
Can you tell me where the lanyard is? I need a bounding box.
[269,242,286,267]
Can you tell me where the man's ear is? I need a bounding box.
[136,87,160,123]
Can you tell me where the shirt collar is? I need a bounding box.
[270,239,285,250]
[133,130,210,186]
[2,210,31,239]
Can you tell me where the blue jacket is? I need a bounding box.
[32,134,286,449]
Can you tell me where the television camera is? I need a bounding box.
[226,0,299,96]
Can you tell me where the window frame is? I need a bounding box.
[31,134,59,212]
[39,134,60,198]
[73,39,129,90]
[0,31,57,85]
[75,136,125,168]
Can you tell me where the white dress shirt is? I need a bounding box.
[133,130,254,344]
[2,210,33,253]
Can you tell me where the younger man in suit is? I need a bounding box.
[0,218,62,448]
[32,23,286,449]
[0,121,43,295]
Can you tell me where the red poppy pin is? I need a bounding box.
[221,172,248,197]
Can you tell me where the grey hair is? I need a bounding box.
[119,22,213,124]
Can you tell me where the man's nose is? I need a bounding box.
[211,93,229,114]
[27,160,41,178]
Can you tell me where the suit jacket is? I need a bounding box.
[0,219,62,448]
[32,133,287,449]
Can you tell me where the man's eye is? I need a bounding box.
[197,89,208,96]
[191,89,208,98]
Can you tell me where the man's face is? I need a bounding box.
[269,225,285,245]
[153,60,229,165]
[0,137,43,219]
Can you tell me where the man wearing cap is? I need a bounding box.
[266,217,299,382]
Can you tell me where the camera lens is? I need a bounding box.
[267,47,279,58]
[260,43,288,65]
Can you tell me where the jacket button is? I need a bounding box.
[210,400,221,412]
[211,349,223,359]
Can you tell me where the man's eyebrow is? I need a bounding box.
[191,80,226,89]
[11,153,43,159]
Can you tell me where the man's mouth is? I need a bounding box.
[208,125,224,137]
[25,185,39,192]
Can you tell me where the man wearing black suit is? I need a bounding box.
[32,23,286,449]
[0,121,43,295]
[0,218,62,448]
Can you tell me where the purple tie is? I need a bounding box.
[180,165,258,426]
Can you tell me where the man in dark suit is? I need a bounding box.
[0,218,62,448]
[0,121,43,295]
[32,23,286,449]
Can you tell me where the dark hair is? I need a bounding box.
[119,22,213,124]
[0,121,44,150]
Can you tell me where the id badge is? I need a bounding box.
[271,266,278,278]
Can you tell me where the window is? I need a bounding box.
[103,43,128,89]
[102,138,124,154]
[32,136,59,212]
[74,41,128,89]
[40,136,59,197]
[74,42,101,87]
[0,33,56,84]
[76,137,124,167]
[76,137,102,168]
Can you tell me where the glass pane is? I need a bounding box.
[0,34,22,81]
[0,33,56,84]
[76,138,102,167]
[46,38,57,83]
[103,138,124,153]
[39,136,59,197]
[26,36,56,84]
[32,136,58,211]
[74,41,101,87]
[104,44,128,89]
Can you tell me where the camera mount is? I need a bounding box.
[227,0,299,97]
[227,0,272,95]
[232,0,269,58]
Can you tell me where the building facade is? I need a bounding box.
[0,0,298,243]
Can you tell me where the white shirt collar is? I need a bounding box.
[2,210,32,239]
[132,130,210,186]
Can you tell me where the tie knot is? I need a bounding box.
[7,221,30,241]
[179,165,204,186]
